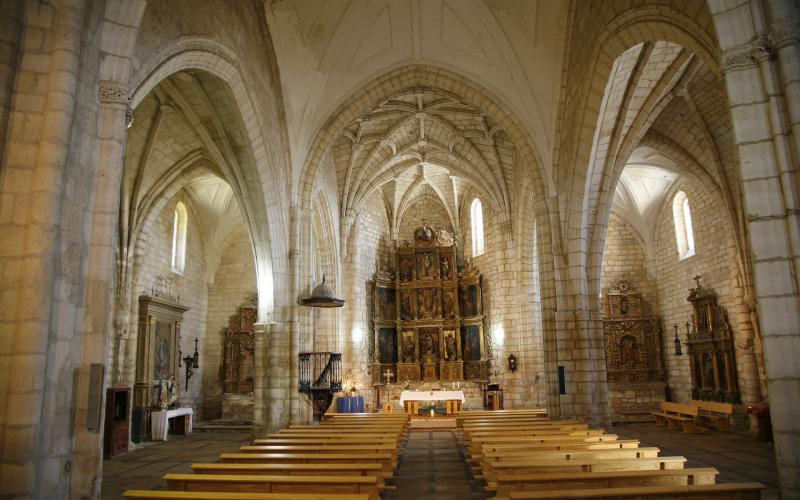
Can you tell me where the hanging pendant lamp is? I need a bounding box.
[302,275,345,308]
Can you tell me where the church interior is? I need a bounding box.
[0,0,799,499]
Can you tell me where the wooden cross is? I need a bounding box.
[693,275,702,288]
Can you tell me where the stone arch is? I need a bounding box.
[554,2,719,301]
[128,37,288,320]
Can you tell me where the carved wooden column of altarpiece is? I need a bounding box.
[602,281,666,420]
[372,224,486,384]
[685,281,740,403]
[132,295,189,442]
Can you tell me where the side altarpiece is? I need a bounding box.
[371,224,487,384]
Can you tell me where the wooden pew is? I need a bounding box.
[251,437,399,446]
[219,453,396,475]
[124,491,370,500]
[651,402,699,432]
[484,456,688,476]
[163,473,380,500]
[469,439,641,458]
[466,431,615,455]
[691,400,733,431]
[499,482,764,499]
[488,467,719,494]
[238,444,398,463]
[480,446,662,472]
[191,463,388,487]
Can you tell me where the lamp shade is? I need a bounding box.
[302,275,345,308]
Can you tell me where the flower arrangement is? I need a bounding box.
[424,401,437,411]
[403,380,411,390]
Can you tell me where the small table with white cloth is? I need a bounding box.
[151,407,193,441]
[399,390,465,415]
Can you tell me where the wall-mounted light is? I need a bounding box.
[507,353,517,372]
[673,324,682,356]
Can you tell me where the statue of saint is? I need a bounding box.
[158,377,177,409]
[403,335,415,363]
[414,221,434,243]
[445,334,456,360]
[422,333,435,356]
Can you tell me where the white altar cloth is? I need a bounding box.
[151,407,193,441]
[399,390,465,407]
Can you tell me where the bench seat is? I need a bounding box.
[497,482,763,499]
[191,462,388,485]
[164,473,380,500]
[124,491,369,500]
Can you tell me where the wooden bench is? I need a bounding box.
[470,439,641,457]
[191,463,388,487]
[651,401,699,432]
[691,400,734,431]
[484,456,687,476]
[251,437,399,446]
[488,467,719,494]
[163,473,380,500]
[123,491,370,500]
[238,444,398,463]
[219,453,396,474]
[498,482,764,499]
[480,446,662,472]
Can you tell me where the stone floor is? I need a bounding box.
[613,422,779,499]
[101,432,252,499]
[101,423,779,499]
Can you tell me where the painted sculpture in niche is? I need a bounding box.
[402,331,415,363]
[445,332,457,360]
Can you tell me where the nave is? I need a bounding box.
[104,410,777,499]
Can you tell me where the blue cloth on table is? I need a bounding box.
[336,396,365,413]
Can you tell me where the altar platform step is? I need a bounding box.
[409,416,457,430]
[193,420,256,433]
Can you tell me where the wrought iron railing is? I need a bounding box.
[299,352,342,393]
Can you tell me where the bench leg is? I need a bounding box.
[682,420,696,433]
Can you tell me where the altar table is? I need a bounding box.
[336,395,365,413]
[151,407,193,441]
[399,390,465,415]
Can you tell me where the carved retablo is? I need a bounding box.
[371,226,486,384]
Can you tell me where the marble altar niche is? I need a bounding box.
[601,280,666,422]
[371,223,487,385]
[685,278,740,404]
[220,300,257,421]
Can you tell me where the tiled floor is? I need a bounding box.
[101,423,779,499]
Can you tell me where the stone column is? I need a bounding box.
[711,1,800,496]
[253,321,270,436]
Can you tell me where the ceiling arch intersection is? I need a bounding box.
[335,88,514,245]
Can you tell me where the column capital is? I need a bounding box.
[98,79,130,104]
[721,36,773,73]
[770,17,800,51]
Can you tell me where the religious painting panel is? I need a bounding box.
[461,324,482,361]
[400,290,414,320]
[376,287,396,320]
[153,321,172,380]
[400,330,416,363]
[399,254,414,281]
[377,328,398,364]
[459,283,481,317]
[442,288,456,319]
[442,329,458,361]
[416,288,440,319]
[463,360,487,380]
[416,251,439,280]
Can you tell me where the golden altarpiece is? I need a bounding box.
[685,279,740,403]
[220,298,257,421]
[371,223,487,384]
[602,280,666,419]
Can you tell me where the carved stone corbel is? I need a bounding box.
[721,36,773,72]
[98,80,130,104]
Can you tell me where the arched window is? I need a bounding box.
[171,202,188,274]
[470,198,485,257]
[672,191,695,260]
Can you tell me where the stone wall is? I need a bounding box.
[341,191,392,408]
[123,195,209,416]
[397,196,453,244]
[203,226,256,420]
[600,214,660,308]
[653,180,742,404]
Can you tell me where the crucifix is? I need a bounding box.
[693,275,702,289]
[383,368,394,385]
